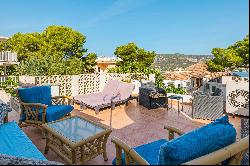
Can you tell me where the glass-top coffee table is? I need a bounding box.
[42,116,112,165]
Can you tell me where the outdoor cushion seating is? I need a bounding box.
[20,105,74,122]
[112,115,249,165]
[0,122,46,160]
[139,82,167,109]
[18,86,73,128]
[74,80,134,114]
[112,139,167,165]
[0,102,63,165]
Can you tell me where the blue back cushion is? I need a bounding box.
[157,116,236,165]
[18,86,52,106]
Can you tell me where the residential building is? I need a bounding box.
[95,57,117,73]
[0,36,19,85]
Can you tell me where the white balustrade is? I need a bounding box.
[0,51,18,62]
[18,73,155,96]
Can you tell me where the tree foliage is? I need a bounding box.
[108,43,165,87]
[207,34,249,72]
[111,43,156,73]
[0,26,97,75]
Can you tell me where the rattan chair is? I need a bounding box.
[17,86,73,129]
[112,126,249,165]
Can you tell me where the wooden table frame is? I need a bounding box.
[42,115,112,165]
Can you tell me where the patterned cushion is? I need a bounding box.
[18,86,52,106]
[157,115,236,165]
[112,139,167,165]
[20,105,73,122]
[0,154,63,165]
[0,102,12,125]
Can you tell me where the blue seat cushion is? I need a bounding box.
[44,105,73,122]
[112,139,167,165]
[18,86,52,106]
[20,105,74,122]
[158,115,236,165]
[0,122,46,160]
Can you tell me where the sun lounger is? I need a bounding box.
[74,80,134,114]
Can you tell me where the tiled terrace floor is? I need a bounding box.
[8,100,241,165]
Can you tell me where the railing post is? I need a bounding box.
[71,75,80,96]
[99,73,106,92]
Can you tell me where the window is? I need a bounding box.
[212,86,216,92]
[206,84,210,90]
[98,67,101,72]
[178,84,181,88]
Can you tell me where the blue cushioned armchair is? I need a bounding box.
[112,116,249,165]
[18,86,74,129]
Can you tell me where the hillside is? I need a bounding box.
[151,53,213,72]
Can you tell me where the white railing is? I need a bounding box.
[0,51,18,62]
[0,76,19,88]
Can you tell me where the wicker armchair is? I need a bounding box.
[112,125,249,165]
[18,86,74,129]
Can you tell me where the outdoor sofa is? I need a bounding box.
[74,79,135,114]
[111,115,249,165]
[0,101,62,165]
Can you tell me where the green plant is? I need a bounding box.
[0,77,18,97]
[0,77,18,89]
[109,43,156,73]
[164,84,186,95]
[1,25,97,76]
[108,42,165,88]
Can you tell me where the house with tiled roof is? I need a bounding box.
[95,56,121,73]
[164,62,231,93]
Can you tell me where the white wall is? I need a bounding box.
[163,79,191,89]
[226,78,249,114]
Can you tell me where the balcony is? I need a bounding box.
[0,51,19,66]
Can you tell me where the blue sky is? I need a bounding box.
[0,0,249,56]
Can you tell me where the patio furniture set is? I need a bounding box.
[0,79,249,165]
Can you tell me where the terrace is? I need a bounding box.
[7,99,242,165]
[0,73,248,165]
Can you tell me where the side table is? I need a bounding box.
[167,95,183,112]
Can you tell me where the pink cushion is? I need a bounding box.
[74,80,134,108]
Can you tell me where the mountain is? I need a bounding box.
[151,53,213,72]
